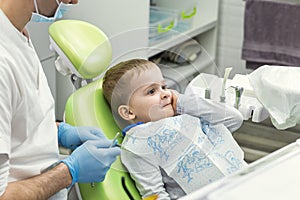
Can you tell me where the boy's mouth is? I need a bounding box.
[162,102,171,108]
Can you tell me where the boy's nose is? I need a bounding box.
[161,90,171,99]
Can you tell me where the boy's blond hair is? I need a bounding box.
[102,58,155,128]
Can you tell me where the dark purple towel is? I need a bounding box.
[242,0,300,69]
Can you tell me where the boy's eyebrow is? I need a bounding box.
[145,80,166,87]
[134,79,166,92]
[140,81,166,90]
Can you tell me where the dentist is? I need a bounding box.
[0,0,120,199]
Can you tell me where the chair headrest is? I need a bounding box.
[49,20,112,79]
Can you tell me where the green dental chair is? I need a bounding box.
[49,20,141,200]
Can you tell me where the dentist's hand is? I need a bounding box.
[58,122,107,150]
[62,140,121,187]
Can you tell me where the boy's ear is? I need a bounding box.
[118,105,136,120]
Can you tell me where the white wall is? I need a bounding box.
[216,0,253,78]
[26,22,57,105]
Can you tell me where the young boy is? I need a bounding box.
[102,59,246,200]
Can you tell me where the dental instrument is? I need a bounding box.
[234,86,244,110]
[220,67,232,103]
[229,86,244,110]
[109,132,121,148]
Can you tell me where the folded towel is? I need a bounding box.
[248,65,300,130]
[242,0,300,69]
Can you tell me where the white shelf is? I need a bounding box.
[159,52,215,87]
[147,19,217,58]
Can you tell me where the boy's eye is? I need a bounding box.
[162,85,167,90]
[147,88,156,95]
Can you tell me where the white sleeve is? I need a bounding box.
[0,61,15,155]
[176,92,243,133]
[0,62,13,197]
[0,154,9,196]
[121,149,170,200]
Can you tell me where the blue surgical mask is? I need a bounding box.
[31,0,72,22]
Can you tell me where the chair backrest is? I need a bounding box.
[65,79,141,199]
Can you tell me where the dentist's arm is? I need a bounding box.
[0,140,120,200]
[0,156,71,200]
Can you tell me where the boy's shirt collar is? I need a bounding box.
[122,122,144,136]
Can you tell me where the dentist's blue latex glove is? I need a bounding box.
[62,140,121,187]
[58,122,107,150]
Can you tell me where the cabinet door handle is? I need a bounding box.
[157,20,175,33]
[181,7,197,19]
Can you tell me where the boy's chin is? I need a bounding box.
[156,111,175,121]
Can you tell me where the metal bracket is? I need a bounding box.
[70,74,93,90]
